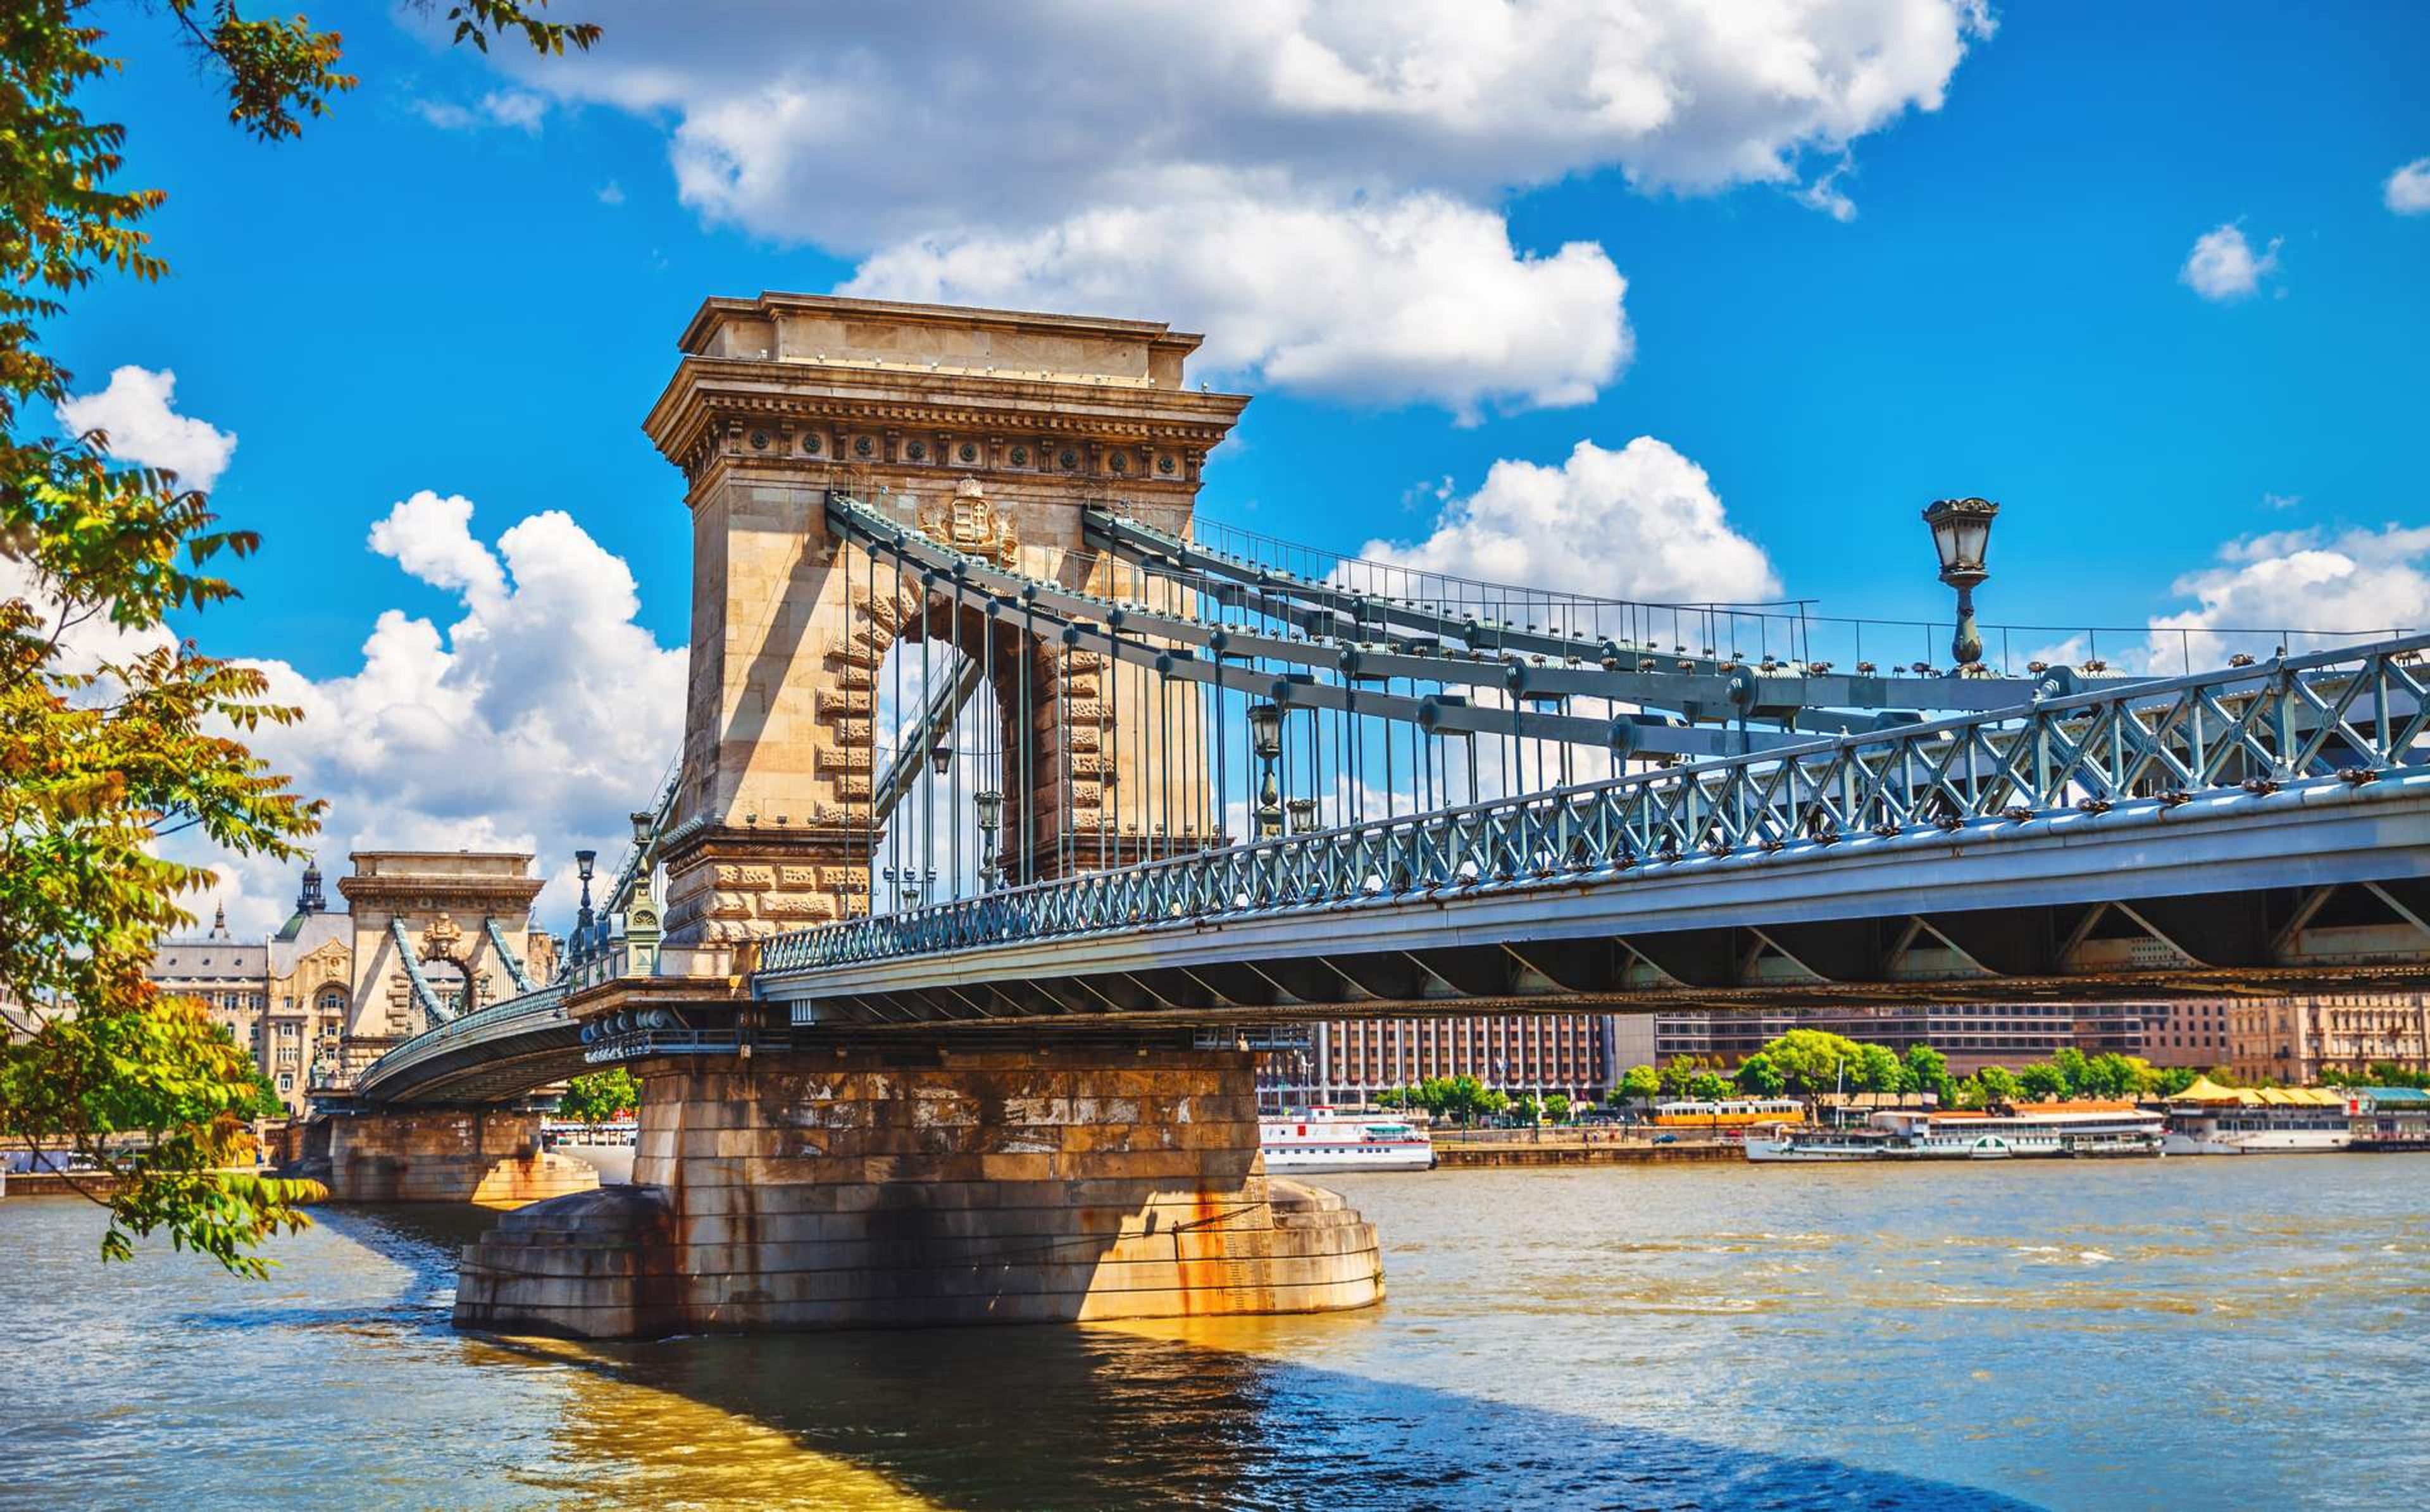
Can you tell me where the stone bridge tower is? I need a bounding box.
[335,852,547,1074]
[640,294,1249,946]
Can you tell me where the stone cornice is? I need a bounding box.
[647,358,1248,507]
[645,357,1246,455]
[677,291,1204,360]
[337,874,545,908]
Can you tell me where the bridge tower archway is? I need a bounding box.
[644,294,1247,945]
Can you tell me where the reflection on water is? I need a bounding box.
[1,1157,2423,1509]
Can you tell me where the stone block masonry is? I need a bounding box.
[323,1108,598,1206]
[452,1044,1383,1338]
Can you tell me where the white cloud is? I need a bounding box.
[1352,437,1779,604]
[2136,524,2430,672]
[54,366,237,490]
[467,1,1992,414]
[2385,158,2430,215]
[1792,154,1859,223]
[2262,491,2302,511]
[414,88,550,133]
[597,179,626,206]
[845,188,1628,421]
[181,492,687,936]
[2179,222,2281,302]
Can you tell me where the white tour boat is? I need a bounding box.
[2162,1080,2353,1155]
[1260,1107,1436,1172]
[1748,1101,2165,1162]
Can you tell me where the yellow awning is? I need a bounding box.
[2174,1075,2252,1103]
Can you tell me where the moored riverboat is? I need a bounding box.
[1261,1107,1436,1172]
[2162,1079,2352,1155]
[1748,1101,2165,1163]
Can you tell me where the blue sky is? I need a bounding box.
[46,1,2429,930]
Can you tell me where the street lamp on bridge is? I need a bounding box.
[1922,496,1999,669]
[974,788,1004,891]
[1249,701,1284,840]
[573,848,597,934]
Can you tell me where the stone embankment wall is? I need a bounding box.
[454,1045,1384,1338]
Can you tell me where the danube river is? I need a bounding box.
[2,1156,2422,1509]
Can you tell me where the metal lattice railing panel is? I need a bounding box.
[749,636,2430,978]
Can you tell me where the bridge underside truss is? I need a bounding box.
[784,875,2430,1030]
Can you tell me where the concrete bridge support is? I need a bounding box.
[317,1108,599,1206]
[452,1043,1384,1338]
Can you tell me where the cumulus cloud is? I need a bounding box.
[464,1,1992,414]
[846,188,1628,421]
[2141,524,2430,670]
[54,366,237,490]
[182,492,686,936]
[1352,437,1779,604]
[2179,222,2282,302]
[2386,158,2430,216]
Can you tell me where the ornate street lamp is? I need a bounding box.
[573,848,597,934]
[928,740,953,777]
[1287,796,1318,834]
[628,810,653,848]
[1922,496,1999,668]
[974,788,1004,891]
[1248,700,1284,840]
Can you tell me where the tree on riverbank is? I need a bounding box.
[558,1069,639,1131]
[0,0,597,1276]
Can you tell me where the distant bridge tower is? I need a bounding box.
[333,852,548,1074]
[640,294,1248,945]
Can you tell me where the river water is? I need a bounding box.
[1,1156,2422,1510]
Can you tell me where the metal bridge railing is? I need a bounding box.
[755,633,2430,976]
[351,982,569,1092]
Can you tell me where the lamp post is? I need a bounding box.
[1287,796,1318,834]
[573,848,597,935]
[1248,701,1284,840]
[1922,496,1998,669]
[974,788,1004,891]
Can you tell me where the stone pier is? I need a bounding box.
[320,1108,599,1206]
[452,1044,1384,1337]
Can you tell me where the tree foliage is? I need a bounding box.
[1753,1030,1866,1094]
[1902,1044,1952,1102]
[1617,1064,1661,1104]
[1733,1051,1785,1096]
[0,0,594,1275]
[557,1068,638,1127]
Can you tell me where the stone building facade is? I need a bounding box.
[141,853,557,1114]
[1647,1001,2236,1075]
[1257,1013,1619,1108]
[2226,993,2430,1084]
[1254,998,2256,1108]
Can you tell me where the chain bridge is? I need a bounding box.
[311,293,2430,1340]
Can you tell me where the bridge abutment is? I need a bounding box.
[320,1108,600,1206]
[452,1043,1383,1338]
